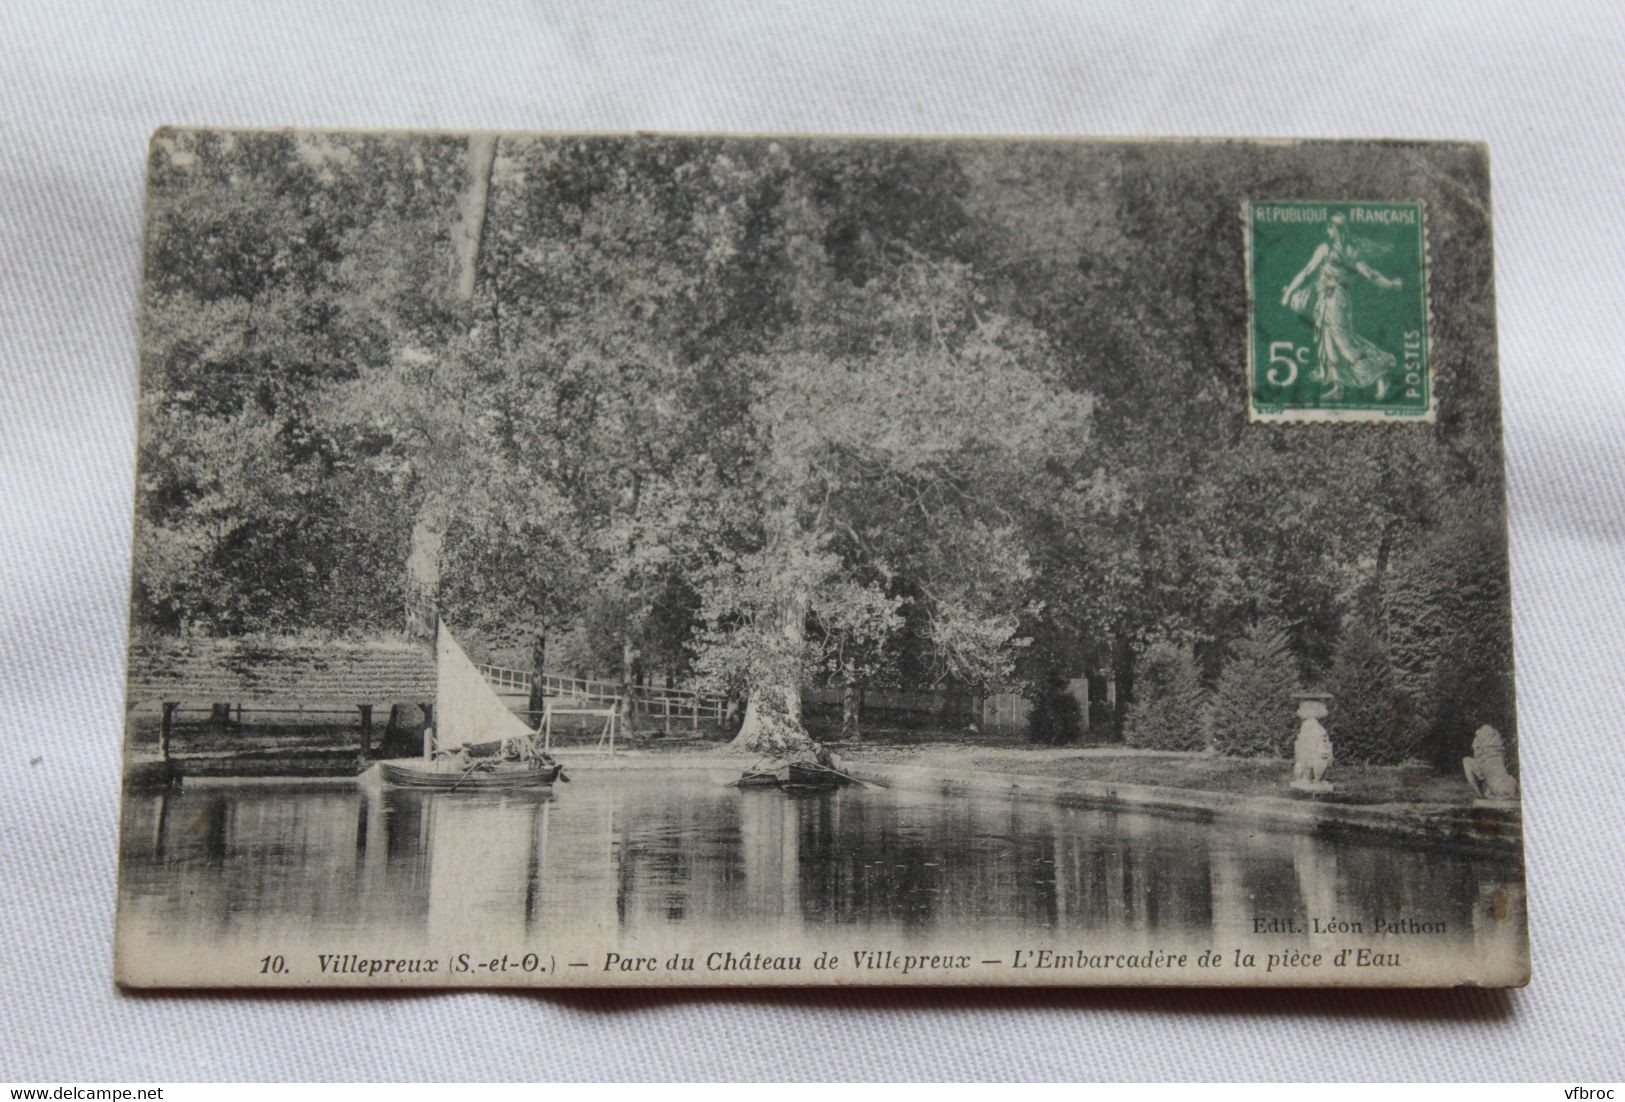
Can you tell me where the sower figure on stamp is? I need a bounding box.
[1281,213,1404,401]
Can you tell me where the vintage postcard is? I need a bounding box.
[116,130,1527,988]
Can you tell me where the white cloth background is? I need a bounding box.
[2,0,1622,1082]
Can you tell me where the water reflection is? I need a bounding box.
[119,773,1524,955]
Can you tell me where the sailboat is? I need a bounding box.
[376,621,565,790]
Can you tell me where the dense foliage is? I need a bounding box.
[1025,673,1084,746]
[135,131,1516,763]
[1209,623,1299,759]
[1383,511,1518,769]
[1326,618,1412,765]
[1121,642,1207,752]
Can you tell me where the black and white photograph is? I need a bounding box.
[12,0,1625,1087]
[115,130,1527,989]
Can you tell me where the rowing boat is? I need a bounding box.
[379,758,563,790]
[375,620,565,791]
[785,760,848,788]
[734,759,852,791]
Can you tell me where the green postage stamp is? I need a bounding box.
[1246,199,1432,422]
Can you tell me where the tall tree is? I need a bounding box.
[702,249,1091,753]
[402,134,497,639]
[137,130,412,636]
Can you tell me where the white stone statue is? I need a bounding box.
[1463,724,1519,803]
[1291,694,1334,792]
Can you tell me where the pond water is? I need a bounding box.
[118,770,1524,978]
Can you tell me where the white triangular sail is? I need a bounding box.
[435,621,534,752]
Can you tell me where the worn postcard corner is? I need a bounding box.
[118,130,1527,990]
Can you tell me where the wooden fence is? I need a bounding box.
[476,665,730,731]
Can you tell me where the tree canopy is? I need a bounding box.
[135,131,1514,760]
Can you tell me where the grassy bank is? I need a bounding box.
[126,713,1478,808]
[833,742,1468,807]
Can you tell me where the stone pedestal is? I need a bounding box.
[1290,691,1335,795]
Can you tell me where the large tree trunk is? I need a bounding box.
[620,634,639,735]
[527,630,548,725]
[404,491,451,639]
[452,135,497,301]
[840,676,862,741]
[779,587,808,721]
[402,136,498,638]
[732,589,819,757]
[1110,630,1134,742]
